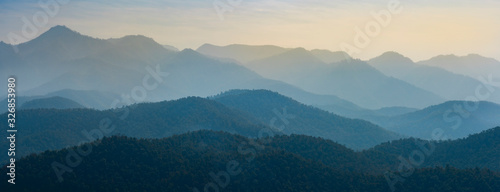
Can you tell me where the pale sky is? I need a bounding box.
[1,0,499,61]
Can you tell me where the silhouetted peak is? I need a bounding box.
[118,35,155,42]
[197,43,217,50]
[270,47,321,62]
[162,44,179,52]
[429,54,460,61]
[286,47,309,55]
[371,51,413,64]
[42,25,81,38]
[463,53,497,61]
[178,48,202,57]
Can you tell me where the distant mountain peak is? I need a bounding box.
[277,47,319,60]
[118,34,153,41]
[430,54,459,60]
[369,51,414,65]
[198,43,217,48]
[376,51,413,63]
[177,48,206,59]
[162,44,179,52]
[42,25,81,37]
[287,47,308,53]
[310,49,352,63]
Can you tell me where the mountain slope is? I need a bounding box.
[2,130,499,191]
[368,101,500,139]
[0,97,268,163]
[19,96,85,110]
[418,54,500,81]
[246,47,328,83]
[0,89,119,112]
[368,52,500,104]
[297,59,444,109]
[364,127,500,171]
[196,43,289,63]
[17,27,365,114]
[212,89,402,149]
[310,49,351,63]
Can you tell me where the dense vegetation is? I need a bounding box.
[0,90,404,163]
[212,89,401,149]
[1,130,498,191]
[0,97,267,163]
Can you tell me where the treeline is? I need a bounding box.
[1,130,499,191]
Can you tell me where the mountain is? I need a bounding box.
[316,104,418,122]
[296,59,444,109]
[196,43,289,63]
[162,44,179,52]
[97,35,175,70]
[246,47,328,83]
[156,49,262,98]
[200,47,443,109]
[1,25,175,95]
[0,91,396,164]
[212,89,402,149]
[19,96,85,110]
[418,54,500,82]
[367,101,500,139]
[2,130,499,191]
[23,57,149,96]
[368,52,500,104]
[12,26,365,114]
[16,25,110,64]
[45,89,121,110]
[0,89,119,112]
[310,49,351,63]
[365,127,500,172]
[0,97,267,163]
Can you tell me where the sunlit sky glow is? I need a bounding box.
[1,0,499,61]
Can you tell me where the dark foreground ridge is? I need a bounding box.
[2,130,499,192]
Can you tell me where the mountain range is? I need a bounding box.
[2,127,499,191]
[1,24,500,191]
[368,52,500,104]
[0,90,404,164]
[3,26,496,111]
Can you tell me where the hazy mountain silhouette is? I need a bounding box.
[316,104,418,122]
[369,52,500,104]
[310,49,351,63]
[19,96,85,110]
[0,89,119,112]
[197,44,443,108]
[367,101,500,139]
[44,89,121,109]
[418,54,500,82]
[162,44,179,52]
[196,43,289,63]
[247,47,327,83]
[0,91,400,163]
[295,59,444,109]
[3,26,367,113]
[212,89,402,149]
